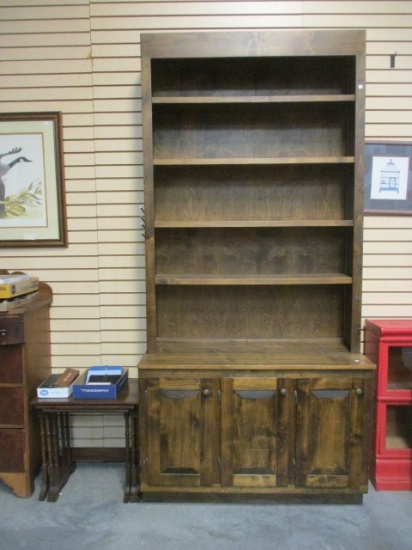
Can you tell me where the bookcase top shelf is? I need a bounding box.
[142,29,366,58]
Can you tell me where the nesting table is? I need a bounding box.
[30,379,139,502]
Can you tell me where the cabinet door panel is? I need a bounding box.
[0,388,24,426]
[296,378,368,490]
[0,346,23,384]
[221,378,294,488]
[0,430,25,472]
[0,317,24,345]
[145,378,217,487]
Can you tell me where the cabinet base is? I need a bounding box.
[141,491,363,504]
[0,472,33,498]
[370,457,412,491]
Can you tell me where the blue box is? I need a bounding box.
[72,367,128,399]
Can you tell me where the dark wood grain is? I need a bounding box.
[0,388,24,425]
[156,227,348,276]
[156,285,344,340]
[153,103,354,160]
[145,377,217,487]
[154,164,352,223]
[0,282,52,497]
[296,377,370,492]
[139,29,370,501]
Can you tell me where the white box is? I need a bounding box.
[37,374,75,398]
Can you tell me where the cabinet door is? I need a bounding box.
[221,378,294,488]
[0,430,25,472]
[0,388,24,426]
[296,378,369,490]
[143,378,218,487]
[379,343,412,399]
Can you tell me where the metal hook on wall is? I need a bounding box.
[390,52,397,68]
[139,205,147,239]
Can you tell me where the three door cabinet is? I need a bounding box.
[364,319,412,490]
[0,283,52,497]
[138,353,373,502]
[138,29,375,502]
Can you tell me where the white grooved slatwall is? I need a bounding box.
[0,1,411,447]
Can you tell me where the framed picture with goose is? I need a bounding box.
[0,112,67,247]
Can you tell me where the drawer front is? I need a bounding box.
[0,346,23,383]
[0,317,24,345]
[0,388,24,426]
[0,429,25,472]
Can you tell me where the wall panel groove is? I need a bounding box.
[0,0,410,448]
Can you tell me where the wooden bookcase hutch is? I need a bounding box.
[138,29,375,502]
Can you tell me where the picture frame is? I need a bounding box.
[0,112,67,247]
[364,141,412,215]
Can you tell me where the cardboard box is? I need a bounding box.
[73,368,128,399]
[0,273,30,284]
[86,365,123,384]
[0,290,39,312]
[0,277,39,299]
[37,374,75,399]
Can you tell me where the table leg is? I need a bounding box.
[60,412,68,464]
[129,409,141,503]
[46,412,76,502]
[38,411,49,501]
[60,412,76,474]
[123,411,132,502]
[47,413,62,502]
[45,414,55,487]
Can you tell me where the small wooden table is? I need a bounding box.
[30,380,139,503]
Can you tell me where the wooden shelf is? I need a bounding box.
[152,94,356,104]
[155,220,354,228]
[155,273,353,285]
[153,157,355,166]
[143,347,375,366]
[154,338,364,355]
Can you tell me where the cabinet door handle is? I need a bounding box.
[202,388,210,397]
[355,388,363,396]
[0,329,6,336]
[280,388,287,396]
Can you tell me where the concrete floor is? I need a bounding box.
[1,463,411,550]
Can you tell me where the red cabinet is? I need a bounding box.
[364,319,412,490]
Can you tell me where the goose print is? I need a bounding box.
[0,147,33,218]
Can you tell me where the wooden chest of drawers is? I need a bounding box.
[0,283,52,497]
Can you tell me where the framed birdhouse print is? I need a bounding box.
[0,112,67,247]
[364,141,412,216]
